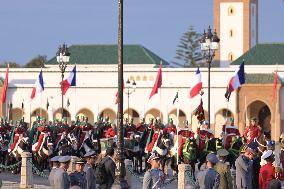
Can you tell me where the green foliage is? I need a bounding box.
[173,26,203,67]
[24,55,47,68]
[0,61,21,68]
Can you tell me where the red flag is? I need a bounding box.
[272,69,278,100]
[149,64,162,99]
[115,80,124,104]
[1,64,9,103]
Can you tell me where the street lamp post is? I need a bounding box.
[124,79,136,121]
[56,44,70,119]
[200,26,220,127]
[115,0,129,188]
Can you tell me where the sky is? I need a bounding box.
[0,0,283,65]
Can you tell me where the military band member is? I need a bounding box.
[69,158,86,189]
[83,151,97,189]
[244,117,261,144]
[54,156,71,189]
[49,156,60,188]
[142,153,165,189]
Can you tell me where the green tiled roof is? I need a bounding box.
[231,43,284,65]
[46,44,169,66]
[245,73,275,84]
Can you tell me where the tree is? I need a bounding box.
[173,26,202,67]
[24,55,47,68]
[0,61,21,68]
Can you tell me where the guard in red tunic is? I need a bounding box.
[196,121,214,156]
[8,123,24,153]
[178,120,195,156]
[33,123,51,152]
[55,118,70,144]
[136,118,146,134]
[259,150,276,189]
[163,119,177,136]
[222,118,240,149]
[145,124,162,153]
[243,117,261,144]
[105,123,117,138]
[101,117,112,138]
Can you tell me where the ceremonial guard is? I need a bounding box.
[78,117,92,149]
[101,117,111,138]
[244,117,261,144]
[55,118,70,144]
[163,118,177,137]
[29,116,40,145]
[49,156,60,188]
[69,158,86,189]
[145,124,162,153]
[222,118,240,149]
[178,120,195,156]
[259,150,276,189]
[196,121,214,156]
[83,151,97,189]
[8,121,24,153]
[105,123,117,138]
[54,156,71,189]
[33,120,51,152]
[142,153,165,189]
[124,118,136,138]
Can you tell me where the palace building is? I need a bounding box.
[0,0,283,140]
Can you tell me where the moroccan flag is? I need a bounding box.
[189,67,202,98]
[1,64,9,103]
[272,69,278,101]
[149,63,162,99]
[60,66,76,95]
[173,92,179,104]
[225,61,245,101]
[31,69,44,100]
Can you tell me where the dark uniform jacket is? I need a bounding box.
[69,171,86,189]
[99,156,116,189]
[83,163,97,189]
[54,167,70,189]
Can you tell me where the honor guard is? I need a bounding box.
[178,120,195,156]
[55,118,70,144]
[163,118,177,136]
[105,123,117,138]
[69,158,86,189]
[33,121,51,152]
[196,120,214,156]
[243,117,261,144]
[136,118,146,134]
[8,121,24,153]
[145,124,162,153]
[125,118,136,138]
[101,117,112,138]
[78,117,92,149]
[222,118,240,149]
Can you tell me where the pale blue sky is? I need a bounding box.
[0,0,283,64]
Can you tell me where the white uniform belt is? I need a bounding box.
[226,133,237,136]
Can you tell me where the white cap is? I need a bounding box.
[261,150,273,160]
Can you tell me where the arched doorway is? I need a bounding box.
[100,108,116,123]
[10,108,24,123]
[31,108,49,124]
[215,109,234,137]
[76,108,94,124]
[123,108,139,124]
[246,100,271,135]
[191,110,208,135]
[53,108,71,123]
[168,109,186,127]
[145,108,163,124]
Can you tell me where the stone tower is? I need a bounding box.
[214,0,258,67]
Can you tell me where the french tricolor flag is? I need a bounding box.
[225,61,245,100]
[60,66,76,95]
[189,67,202,98]
[31,70,44,100]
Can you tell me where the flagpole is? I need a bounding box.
[159,88,162,119]
[244,95,247,129]
[75,63,77,118]
[29,102,32,127]
[176,91,180,166]
[275,86,278,141]
[40,93,42,118]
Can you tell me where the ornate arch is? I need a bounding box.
[76,108,94,124]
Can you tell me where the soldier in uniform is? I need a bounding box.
[145,124,162,154]
[78,118,93,149]
[222,118,240,149]
[243,117,261,144]
[259,150,276,189]
[124,118,136,138]
[178,120,195,157]
[54,156,71,189]
[196,121,214,156]
[69,158,86,189]
[49,156,60,188]
[136,118,146,134]
[83,151,97,189]
[142,153,165,189]
[33,120,51,152]
[8,122,24,153]
[214,149,233,189]
[55,118,70,145]
[101,117,111,138]
[163,118,177,137]
[29,116,40,145]
[105,123,117,138]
